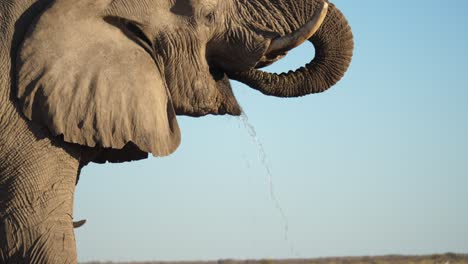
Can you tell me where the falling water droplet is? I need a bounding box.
[239,111,299,257]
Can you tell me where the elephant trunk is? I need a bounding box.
[229,1,353,97]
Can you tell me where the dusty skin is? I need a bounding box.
[0,0,353,263]
[82,254,468,264]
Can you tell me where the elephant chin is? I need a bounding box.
[173,72,242,117]
[211,71,243,116]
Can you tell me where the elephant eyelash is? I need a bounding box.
[201,11,215,27]
[205,12,215,23]
[197,6,215,26]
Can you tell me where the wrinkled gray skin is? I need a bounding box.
[0,0,353,262]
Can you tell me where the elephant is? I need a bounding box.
[0,0,353,262]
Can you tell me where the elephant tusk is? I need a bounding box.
[73,219,87,229]
[266,1,328,55]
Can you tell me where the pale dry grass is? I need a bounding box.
[82,253,468,264]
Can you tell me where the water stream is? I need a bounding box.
[239,112,299,257]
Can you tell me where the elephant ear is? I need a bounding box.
[16,0,180,158]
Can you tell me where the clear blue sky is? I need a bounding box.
[75,0,468,261]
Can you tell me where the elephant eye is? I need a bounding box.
[206,12,214,22]
[202,10,215,26]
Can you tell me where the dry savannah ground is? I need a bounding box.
[83,253,468,264]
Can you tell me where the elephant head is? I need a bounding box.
[16,0,353,162]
